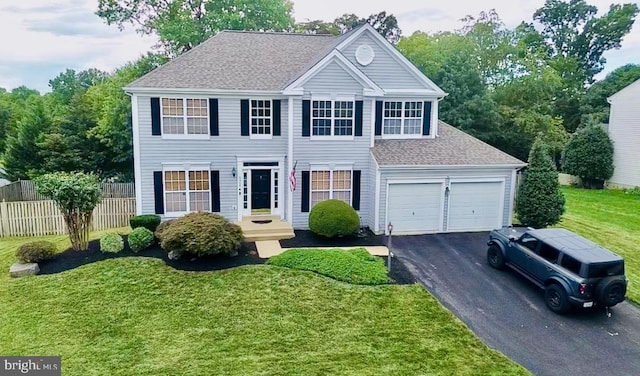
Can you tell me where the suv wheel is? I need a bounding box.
[596,277,627,307]
[545,284,571,314]
[487,245,505,269]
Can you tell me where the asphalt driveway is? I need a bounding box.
[391,232,640,376]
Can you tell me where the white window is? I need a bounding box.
[250,100,272,137]
[161,98,209,135]
[311,169,352,208]
[312,99,354,137]
[383,101,423,135]
[164,170,210,214]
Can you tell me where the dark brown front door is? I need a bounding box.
[251,169,271,210]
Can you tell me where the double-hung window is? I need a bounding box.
[250,100,272,138]
[312,98,354,137]
[383,101,423,135]
[164,169,210,214]
[161,98,209,136]
[311,169,352,208]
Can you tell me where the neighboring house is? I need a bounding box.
[124,25,525,235]
[607,78,640,188]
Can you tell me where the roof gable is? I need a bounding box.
[608,78,640,103]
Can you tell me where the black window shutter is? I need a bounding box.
[241,99,250,136]
[423,101,432,136]
[375,100,383,136]
[354,101,363,136]
[301,171,310,212]
[273,99,281,136]
[211,170,220,212]
[352,170,361,211]
[151,97,161,136]
[302,100,311,137]
[209,98,219,136]
[153,171,164,214]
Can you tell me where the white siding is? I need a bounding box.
[608,81,640,188]
[304,60,365,94]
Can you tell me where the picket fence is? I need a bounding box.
[0,198,136,237]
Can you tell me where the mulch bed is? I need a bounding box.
[38,230,417,285]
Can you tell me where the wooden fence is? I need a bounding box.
[0,181,135,202]
[0,198,136,237]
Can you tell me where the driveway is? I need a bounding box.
[391,232,640,376]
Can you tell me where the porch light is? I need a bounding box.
[232,167,237,177]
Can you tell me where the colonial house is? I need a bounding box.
[124,24,525,236]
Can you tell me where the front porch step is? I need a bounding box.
[236,216,295,242]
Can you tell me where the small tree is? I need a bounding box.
[515,136,565,228]
[562,124,614,188]
[34,172,102,251]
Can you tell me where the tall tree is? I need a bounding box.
[581,64,640,124]
[97,0,295,55]
[49,68,108,105]
[295,11,401,43]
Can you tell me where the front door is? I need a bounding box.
[251,169,271,211]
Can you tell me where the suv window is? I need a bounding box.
[518,234,538,251]
[587,261,624,278]
[560,254,582,275]
[538,242,559,263]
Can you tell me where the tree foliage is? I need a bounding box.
[34,172,102,251]
[515,136,565,228]
[581,64,640,124]
[295,11,401,43]
[96,0,295,55]
[561,124,614,188]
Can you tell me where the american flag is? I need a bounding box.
[289,167,296,192]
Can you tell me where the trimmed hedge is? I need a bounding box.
[309,199,360,238]
[128,227,154,252]
[16,241,57,263]
[157,212,243,259]
[100,232,124,253]
[267,248,388,285]
[130,214,162,232]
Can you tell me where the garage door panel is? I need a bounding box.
[448,182,502,231]
[388,183,442,233]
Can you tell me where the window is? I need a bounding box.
[164,170,210,213]
[538,243,559,263]
[519,234,539,252]
[250,100,271,136]
[311,169,352,207]
[161,98,208,135]
[383,101,423,135]
[312,99,354,137]
[560,254,582,275]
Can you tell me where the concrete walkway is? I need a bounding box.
[255,241,389,259]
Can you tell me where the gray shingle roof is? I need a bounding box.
[127,31,342,90]
[372,122,526,167]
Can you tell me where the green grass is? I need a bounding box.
[267,248,389,285]
[0,231,529,375]
[558,187,640,303]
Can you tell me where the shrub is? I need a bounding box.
[267,248,388,285]
[154,219,175,241]
[128,227,155,252]
[100,232,124,253]
[159,212,243,259]
[308,199,360,238]
[562,124,614,189]
[515,136,565,228]
[129,214,162,232]
[16,241,57,263]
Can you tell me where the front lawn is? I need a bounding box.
[0,232,528,375]
[559,187,640,304]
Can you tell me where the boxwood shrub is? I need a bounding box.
[267,248,388,285]
[158,212,242,259]
[16,241,57,263]
[309,199,360,237]
[129,214,162,232]
[100,232,124,253]
[128,227,154,252]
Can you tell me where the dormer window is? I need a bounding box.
[383,101,423,135]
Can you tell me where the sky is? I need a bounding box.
[1,0,639,92]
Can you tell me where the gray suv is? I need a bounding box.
[487,227,627,314]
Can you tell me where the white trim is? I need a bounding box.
[374,158,381,232]
[384,89,444,96]
[369,98,376,148]
[309,96,357,140]
[509,169,518,226]
[235,156,286,220]
[309,162,354,169]
[124,87,284,96]
[248,99,274,139]
[384,179,446,235]
[161,165,213,217]
[159,97,210,137]
[335,24,446,95]
[379,100,429,138]
[377,164,527,170]
[287,97,294,223]
[131,95,143,215]
[446,179,505,232]
[283,49,384,96]
[161,134,211,140]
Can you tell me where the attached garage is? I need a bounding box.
[387,183,443,234]
[447,181,503,232]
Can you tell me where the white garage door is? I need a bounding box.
[448,182,503,231]
[387,183,442,234]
